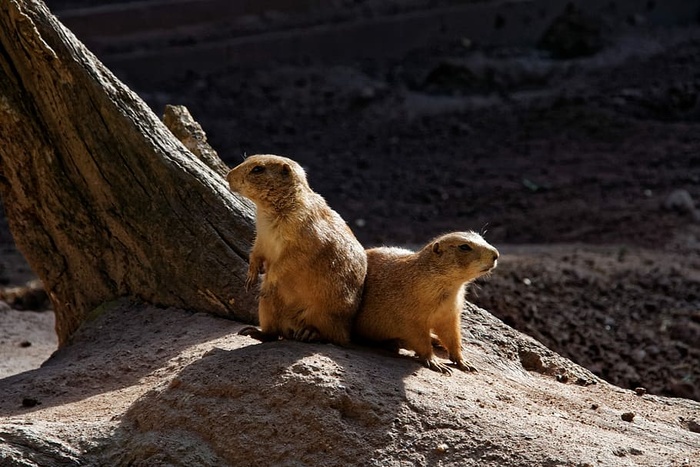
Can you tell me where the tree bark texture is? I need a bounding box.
[162,104,231,179]
[0,0,258,345]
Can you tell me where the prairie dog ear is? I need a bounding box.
[432,241,442,256]
[281,163,291,176]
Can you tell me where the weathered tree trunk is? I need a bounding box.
[0,0,257,345]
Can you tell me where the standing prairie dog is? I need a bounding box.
[226,154,367,345]
[353,232,499,374]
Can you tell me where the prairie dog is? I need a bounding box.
[226,154,366,345]
[353,231,498,374]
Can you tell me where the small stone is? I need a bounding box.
[680,418,700,433]
[359,87,376,100]
[519,350,544,372]
[522,278,532,286]
[169,378,182,389]
[21,397,40,408]
[634,387,647,396]
[575,377,596,386]
[435,443,449,454]
[19,340,32,348]
[621,412,635,422]
[628,13,647,26]
[590,403,599,410]
[538,4,605,59]
[664,189,695,214]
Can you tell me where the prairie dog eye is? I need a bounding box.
[250,165,265,174]
[458,244,473,251]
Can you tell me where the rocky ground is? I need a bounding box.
[1,0,699,451]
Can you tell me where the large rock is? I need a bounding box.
[0,299,698,466]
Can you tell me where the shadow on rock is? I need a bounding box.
[98,340,415,466]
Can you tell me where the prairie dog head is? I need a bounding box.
[226,154,310,209]
[423,231,499,283]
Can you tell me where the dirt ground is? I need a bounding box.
[1,1,699,405]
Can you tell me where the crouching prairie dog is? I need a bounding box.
[227,154,367,345]
[353,231,499,374]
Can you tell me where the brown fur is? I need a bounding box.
[353,232,499,374]
[227,154,367,345]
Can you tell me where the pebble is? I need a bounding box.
[21,397,40,408]
[663,189,700,222]
[685,419,700,434]
[621,412,635,422]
